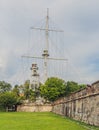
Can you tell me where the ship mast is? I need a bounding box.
[22,9,67,83]
[42,8,49,81]
[46,8,49,50]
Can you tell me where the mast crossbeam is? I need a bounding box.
[22,56,68,61]
[30,27,63,32]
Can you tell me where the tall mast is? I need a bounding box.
[22,9,67,84]
[42,8,49,81]
[46,8,49,50]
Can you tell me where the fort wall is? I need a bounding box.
[52,81,99,126]
[17,103,52,112]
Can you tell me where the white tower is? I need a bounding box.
[29,63,40,91]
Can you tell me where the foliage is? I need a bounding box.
[0,79,86,105]
[0,81,12,93]
[40,77,87,102]
[18,80,36,101]
[65,81,79,94]
[65,81,86,95]
[0,92,18,111]
[40,77,67,101]
[12,85,20,97]
[23,80,30,99]
[0,82,22,111]
[79,84,86,89]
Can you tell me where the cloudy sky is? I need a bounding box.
[0,0,99,86]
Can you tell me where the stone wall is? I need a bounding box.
[52,81,99,126]
[17,103,52,112]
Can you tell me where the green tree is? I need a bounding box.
[40,78,86,102]
[0,92,18,111]
[0,81,12,93]
[12,85,20,97]
[40,77,67,102]
[65,81,86,95]
[65,81,80,94]
[19,80,36,101]
[23,80,30,99]
[79,84,86,89]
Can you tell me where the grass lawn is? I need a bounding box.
[0,112,98,130]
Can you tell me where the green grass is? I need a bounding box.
[0,112,98,130]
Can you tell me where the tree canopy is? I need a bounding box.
[0,81,12,93]
[40,77,86,102]
[0,82,21,111]
[0,78,86,110]
[17,80,36,101]
[0,92,18,111]
[40,77,67,102]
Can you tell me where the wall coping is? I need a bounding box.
[92,80,99,86]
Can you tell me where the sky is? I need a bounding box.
[0,0,99,86]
